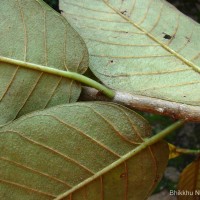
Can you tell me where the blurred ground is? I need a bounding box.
[148,189,177,200]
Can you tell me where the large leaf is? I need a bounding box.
[177,158,200,200]
[60,0,200,110]
[0,102,169,200]
[0,0,88,125]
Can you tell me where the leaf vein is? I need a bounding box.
[191,53,200,62]
[84,105,138,146]
[102,0,200,73]
[45,77,63,108]
[63,1,115,14]
[176,24,194,53]
[100,176,104,200]
[42,114,121,158]
[0,178,56,198]
[98,68,191,77]
[64,12,128,23]
[128,0,137,17]
[124,161,128,200]
[166,13,181,46]
[137,0,153,26]
[67,80,74,103]
[90,54,173,59]
[148,2,164,33]
[15,73,43,118]
[78,24,144,34]
[0,66,19,102]
[16,0,27,61]
[141,81,200,91]
[86,38,159,47]
[101,103,144,143]
[144,147,159,198]
[1,130,94,175]
[0,157,72,188]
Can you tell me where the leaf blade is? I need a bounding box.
[0,102,169,199]
[0,0,88,125]
[60,0,200,110]
[177,158,200,200]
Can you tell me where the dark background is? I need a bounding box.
[167,0,200,22]
[43,0,200,23]
[43,0,59,12]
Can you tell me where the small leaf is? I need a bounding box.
[168,143,181,159]
[177,158,200,200]
[0,0,88,125]
[0,102,169,199]
[60,0,200,116]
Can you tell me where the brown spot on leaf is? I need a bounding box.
[162,32,175,40]
[120,172,127,178]
[120,10,127,15]
[185,36,190,42]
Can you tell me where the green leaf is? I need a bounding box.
[0,102,169,200]
[60,0,200,108]
[0,0,88,126]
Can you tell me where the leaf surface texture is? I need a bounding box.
[178,158,200,200]
[0,102,169,200]
[0,0,88,125]
[60,0,200,107]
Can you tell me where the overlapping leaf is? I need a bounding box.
[60,0,200,108]
[0,102,169,200]
[0,0,88,125]
[177,158,200,200]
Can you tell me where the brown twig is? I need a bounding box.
[80,86,200,122]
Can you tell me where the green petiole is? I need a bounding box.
[0,56,115,98]
[175,147,200,155]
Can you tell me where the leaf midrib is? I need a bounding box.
[53,119,183,200]
[103,0,200,74]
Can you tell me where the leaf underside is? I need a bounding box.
[177,158,200,200]
[60,0,200,108]
[0,102,169,200]
[0,0,88,126]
